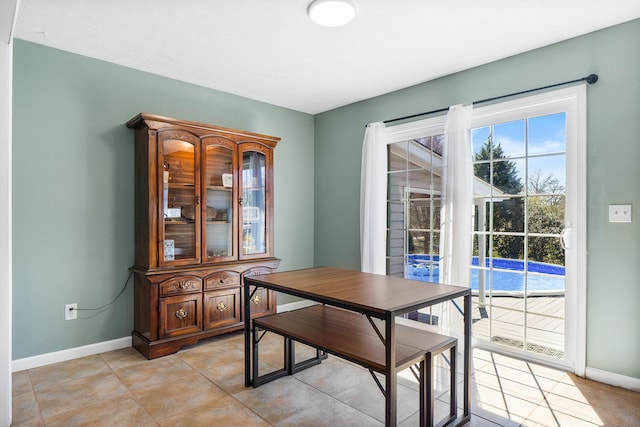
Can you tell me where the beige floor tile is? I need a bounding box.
[548,377,640,426]
[293,357,420,423]
[12,371,33,396]
[279,402,383,427]
[113,354,196,390]
[235,375,368,425]
[132,371,227,420]
[470,383,521,427]
[11,390,42,426]
[28,355,111,392]
[44,393,153,426]
[200,356,275,395]
[36,372,130,421]
[543,391,603,425]
[99,346,149,371]
[156,394,271,427]
[177,345,245,372]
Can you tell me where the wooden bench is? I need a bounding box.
[252,305,457,426]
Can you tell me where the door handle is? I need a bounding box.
[561,222,572,251]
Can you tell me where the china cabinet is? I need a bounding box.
[127,113,280,359]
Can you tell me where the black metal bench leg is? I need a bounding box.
[449,345,457,421]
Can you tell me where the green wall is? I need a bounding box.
[314,20,640,379]
[12,40,314,359]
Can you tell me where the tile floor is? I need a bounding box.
[11,331,640,426]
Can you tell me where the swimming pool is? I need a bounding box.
[406,255,565,296]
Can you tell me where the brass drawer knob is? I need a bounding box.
[175,308,187,319]
[252,295,261,305]
[217,302,227,312]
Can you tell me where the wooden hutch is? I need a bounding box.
[127,113,280,359]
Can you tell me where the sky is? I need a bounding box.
[471,112,567,190]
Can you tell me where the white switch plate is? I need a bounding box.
[609,204,632,223]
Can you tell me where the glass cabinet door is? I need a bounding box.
[158,131,200,266]
[202,137,237,262]
[239,144,272,259]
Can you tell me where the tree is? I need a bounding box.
[474,138,524,260]
[527,169,565,265]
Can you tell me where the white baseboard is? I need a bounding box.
[585,366,640,392]
[12,337,132,372]
[277,299,318,313]
[12,302,316,372]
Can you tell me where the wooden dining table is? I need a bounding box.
[244,267,471,426]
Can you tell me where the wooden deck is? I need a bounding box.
[417,294,565,358]
[471,295,565,357]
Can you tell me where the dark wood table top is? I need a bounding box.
[245,267,470,317]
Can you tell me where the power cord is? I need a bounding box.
[71,270,133,314]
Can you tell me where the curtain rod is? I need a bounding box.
[381,74,598,126]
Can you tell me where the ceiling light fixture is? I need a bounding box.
[308,0,356,27]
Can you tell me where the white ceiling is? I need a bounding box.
[14,0,640,114]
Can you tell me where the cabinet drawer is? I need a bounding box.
[159,276,202,296]
[204,288,241,329]
[159,294,202,339]
[204,271,240,290]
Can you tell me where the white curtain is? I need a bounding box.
[439,104,474,339]
[360,122,387,274]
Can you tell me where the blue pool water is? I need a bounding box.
[406,255,565,294]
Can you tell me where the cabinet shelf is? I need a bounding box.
[166,183,195,188]
[164,219,195,224]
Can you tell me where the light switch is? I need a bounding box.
[609,204,632,223]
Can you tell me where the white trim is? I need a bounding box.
[277,299,318,312]
[586,366,640,392]
[0,22,15,427]
[573,85,588,376]
[11,337,132,372]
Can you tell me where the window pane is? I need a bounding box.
[388,141,408,172]
[494,119,525,158]
[242,151,266,255]
[492,158,525,194]
[492,235,524,262]
[527,196,565,234]
[387,171,406,202]
[408,170,436,193]
[528,155,566,193]
[408,255,439,283]
[408,136,444,169]
[472,126,490,159]
[528,236,565,266]
[526,313,564,357]
[527,113,566,155]
[491,197,524,233]
[407,231,431,254]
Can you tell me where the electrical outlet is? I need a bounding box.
[609,204,632,223]
[65,303,77,320]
